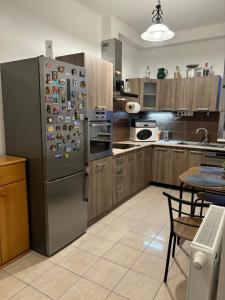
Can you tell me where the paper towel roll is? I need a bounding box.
[125,102,140,113]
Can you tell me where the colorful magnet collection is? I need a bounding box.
[45,62,86,159]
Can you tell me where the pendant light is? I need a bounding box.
[141,0,174,42]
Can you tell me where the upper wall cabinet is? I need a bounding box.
[175,78,193,111]
[192,76,221,112]
[56,53,113,111]
[126,78,141,104]
[156,79,176,111]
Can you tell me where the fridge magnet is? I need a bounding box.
[47,117,53,123]
[56,133,63,140]
[46,74,52,84]
[47,105,52,114]
[52,71,58,80]
[46,86,51,94]
[63,124,68,130]
[52,106,60,114]
[69,125,74,131]
[53,86,59,94]
[64,153,70,159]
[80,81,86,88]
[47,134,55,141]
[54,153,62,159]
[59,78,65,85]
[67,101,72,111]
[57,115,64,123]
[47,126,54,132]
[79,70,85,78]
[65,116,71,123]
[53,97,58,104]
[72,79,78,87]
[62,97,66,103]
[50,145,57,152]
[62,106,67,113]
[56,126,61,131]
[58,66,65,73]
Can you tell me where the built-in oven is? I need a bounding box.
[88,110,112,161]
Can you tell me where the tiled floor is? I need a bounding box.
[1,185,192,300]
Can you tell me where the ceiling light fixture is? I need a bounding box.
[141,0,174,42]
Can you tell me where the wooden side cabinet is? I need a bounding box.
[112,154,127,205]
[56,53,113,111]
[0,156,29,266]
[87,157,112,222]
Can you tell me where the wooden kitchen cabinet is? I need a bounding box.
[88,157,112,222]
[152,147,171,184]
[56,53,113,111]
[127,78,141,102]
[175,78,193,111]
[157,79,176,111]
[144,147,152,185]
[0,156,29,266]
[112,154,127,204]
[187,150,203,168]
[169,149,188,186]
[126,151,137,197]
[136,148,146,190]
[192,76,221,111]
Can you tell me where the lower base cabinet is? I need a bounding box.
[169,149,188,186]
[112,155,127,205]
[88,157,112,222]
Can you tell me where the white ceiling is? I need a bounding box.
[77,0,225,33]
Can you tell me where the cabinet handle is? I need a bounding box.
[156,148,168,151]
[190,151,202,154]
[177,108,188,111]
[197,108,209,111]
[1,191,6,197]
[173,149,184,153]
[160,108,171,111]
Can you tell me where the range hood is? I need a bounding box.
[101,38,138,101]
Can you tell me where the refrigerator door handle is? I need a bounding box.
[84,171,89,202]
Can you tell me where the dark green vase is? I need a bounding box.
[157,68,168,79]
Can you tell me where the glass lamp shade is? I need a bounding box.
[141,23,174,41]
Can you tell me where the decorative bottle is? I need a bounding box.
[203,63,209,77]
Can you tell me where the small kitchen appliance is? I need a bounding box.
[130,119,160,142]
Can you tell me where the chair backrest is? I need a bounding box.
[163,192,210,233]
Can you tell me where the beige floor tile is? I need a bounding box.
[131,221,162,239]
[101,212,119,225]
[97,226,129,242]
[0,270,26,300]
[87,222,107,234]
[142,210,169,226]
[155,227,171,242]
[119,232,152,251]
[144,238,169,260]
[84,258,128,290]
[114,270,160,300]
[112,205,130,216]
[49,245,75,264]
[60,278,110,300]
[104,244,141,268]
[121,207,148,221]
[107,292,128,300]
[132,252,165,281]
[4,252,54,284]
[155,280,187,300]
[31,265,79,299]
[12,286,50,299]
[57,247,99,275]
[71,232,94,247]
[79,234,115,256]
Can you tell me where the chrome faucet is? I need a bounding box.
[196,128,209,144]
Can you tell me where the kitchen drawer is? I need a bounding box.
[0,162,26,187]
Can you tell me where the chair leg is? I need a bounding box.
[172,235,176,258]
[164,233,173,283]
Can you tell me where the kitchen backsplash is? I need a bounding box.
[112,111,220,143]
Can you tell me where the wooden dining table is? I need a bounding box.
[179,166,225,200]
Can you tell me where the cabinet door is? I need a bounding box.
[136,149,146,190]
[169,149,188,186]
[152,147,171,184]
[157,79,176,111]
[129,78,141,98]
[140,80,159,111]
[192,76,220,111]
[113,155,127,204]
[175,78,193,111]
[0,180,29,264]
[88,157,112,221]
[100,60,113,111]
[144,147,152,185]
[126,151,137,196]
[187,150,203,168]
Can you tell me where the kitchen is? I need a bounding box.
[0,0,225,299]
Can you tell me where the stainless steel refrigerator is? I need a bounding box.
[1,56,88,256]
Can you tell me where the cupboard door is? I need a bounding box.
[169,149,188,186]
[100,60,113,110]
[157,79,176,111]
[136,149,146,190]
[175,78,193,111]
[126,151,137,196]
[140,80,159,111]
[88,157,112,221]
[152,147,170,184]
[0,180,29,264]
[113,155,127,204]
[144,147,152,184]
[187,150,203,168]
[193,76,220,111]
[129,78,141,98]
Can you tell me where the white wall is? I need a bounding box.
[0,0,103,154]
[139,38,225,79]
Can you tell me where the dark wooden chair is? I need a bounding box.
[163,192,210,283]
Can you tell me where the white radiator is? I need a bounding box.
[187,205,225,300]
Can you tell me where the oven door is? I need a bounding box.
[137,129,152,141]
[89,121,112,161]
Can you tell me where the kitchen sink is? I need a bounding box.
[177,141,225,148]
[113,143,140,150]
